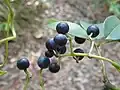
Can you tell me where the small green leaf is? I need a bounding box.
[47,21,88,39]
[104,15,120,40]
[0,23,6,31]
[79,21,104,40]
[0,70,7,76]
[47,18,58,24]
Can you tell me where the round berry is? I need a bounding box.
[54,34,67,46]
[37,57,50,69]
[56,45,66,54]
[45,38,56,50]
[56,22,69,34]
[49,62,60,73]
[87,25,99,38]
[74,36,86,44]
[45,50,54,58]
[17,58,30,70]
[73,48,84,61]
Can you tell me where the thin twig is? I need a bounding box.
[39,69,45,90]
[24,69,30,90]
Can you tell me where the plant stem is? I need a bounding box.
[39,69,45,90]
[89,41,95,56]
[4,40,9,64]
[67,34,73,54]
[94,44,109,83]
[0,27,16,44]
[24,69,30,90]
[59,52,120,72]
[0,0,16,67]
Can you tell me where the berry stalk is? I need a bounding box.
[67,34,73,54]
[94,44,109,83]
[24,69,30,90]
[88,41,95,56]
[39,69,45,90]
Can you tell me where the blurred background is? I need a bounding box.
[0,0,120,90]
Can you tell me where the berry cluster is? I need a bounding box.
[44,22,69,73]
[17,23,100,73]
[16,22,69,73]
[16,23,100,90]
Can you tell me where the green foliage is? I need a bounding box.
[0,70,7,76]
[104,16,120,40]
[47,15,120,71]
[106,0,120,17]
[0,22,7,31]
[48,21,88,39]
[93,0,120,17]
[48,15,120,41]
[0,0,16,77]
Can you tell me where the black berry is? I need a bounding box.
[73,48,84,61]
[56,22,69,34]
[45,50,54,58]
[17,58,30,70]
[45,38,56,50]
[49,62,60,73]
[37,57,50,69]
[74,36,86,44]
[87,25,99,38]
[55,45,66,54]
[54,34,67,46]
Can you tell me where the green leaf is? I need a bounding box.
[79,21,104,40]
[106,24,120,40]
[0,23,6,31]
[47,21,88,39]
[47,18,58,24]
[0,70,7,76]
[104,15,120,40]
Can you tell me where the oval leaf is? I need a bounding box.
[106,24,120,40]
[47,21,88,39]
[104,15,120,40]
[0,70,7,76]
[79,21,104,40]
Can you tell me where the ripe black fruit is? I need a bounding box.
[37,57,50,69]
[17,58,30,70]
[74,36,86,44]
[45,50,54,58]
[73,48,84,61]
[87,25,99,38]
[46,38,56,50]
[54,34,67,46]
[55,45,66,54]
[49,62,60,73]
[56,22,69,34]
